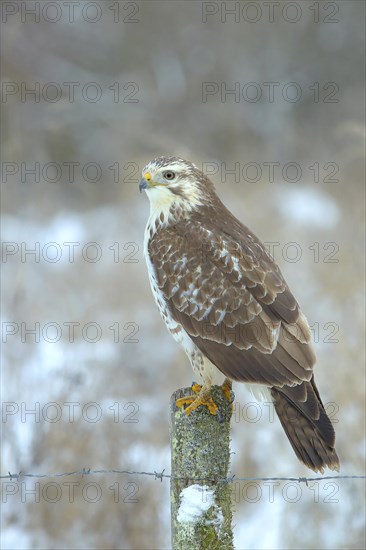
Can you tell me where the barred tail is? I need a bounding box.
[271,378,340,473]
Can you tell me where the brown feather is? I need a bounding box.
[143,156,339,472]
[271,379,339,472]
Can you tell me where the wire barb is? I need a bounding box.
[154,469,165,482]
[1,469,365,484]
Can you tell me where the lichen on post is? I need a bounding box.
[170,385,234,550]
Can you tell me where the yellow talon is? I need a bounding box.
[176,380,234,416]
[221,378,233,403]
[176,384,218,416]
[191,383,202,395]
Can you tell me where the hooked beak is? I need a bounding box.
[139,178,148,193]
[139,171,152,193]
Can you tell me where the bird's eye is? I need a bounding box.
[163,170,176,180]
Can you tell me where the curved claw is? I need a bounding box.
[176,384,218,416]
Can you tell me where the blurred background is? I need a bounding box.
[1,1,365,548]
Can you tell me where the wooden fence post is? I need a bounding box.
[170,385,234,550]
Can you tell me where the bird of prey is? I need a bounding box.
[139,155,339,473]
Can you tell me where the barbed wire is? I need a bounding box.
[1,468,365,484]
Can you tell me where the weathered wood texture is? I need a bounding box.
[170,386,234,550]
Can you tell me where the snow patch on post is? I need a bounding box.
[177,484,224,532]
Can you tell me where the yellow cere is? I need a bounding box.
[144,172,152,182]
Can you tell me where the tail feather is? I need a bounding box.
[271,377,339,473]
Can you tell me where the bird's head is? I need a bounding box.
[139,156,217,217]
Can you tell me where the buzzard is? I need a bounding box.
[140,156,339,473]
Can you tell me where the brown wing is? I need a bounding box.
[148,212,315,388]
